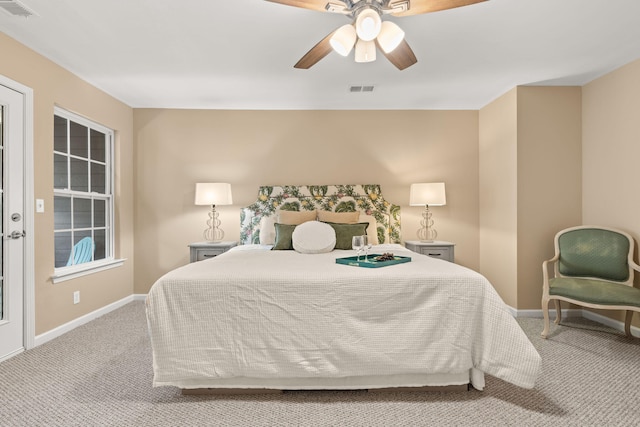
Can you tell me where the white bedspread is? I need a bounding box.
[146,244,541,389]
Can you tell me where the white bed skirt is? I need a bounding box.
[157,369,485,391]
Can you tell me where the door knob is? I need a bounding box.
[6,230,25,239]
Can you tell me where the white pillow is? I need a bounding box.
[259,216,276,245]
[292,221,336,254]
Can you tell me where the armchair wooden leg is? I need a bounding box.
[624,311,633,338]
[554,300,562,325]
[541,297,550,339]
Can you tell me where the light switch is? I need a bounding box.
[36,199,44,213]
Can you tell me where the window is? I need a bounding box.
[53,108,118,280]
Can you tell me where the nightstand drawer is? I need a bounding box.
[193,248,225,262]
[189,241,238,263]
[404,240,455,263]
[417,247,450,260]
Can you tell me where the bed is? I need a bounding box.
[146,185,541,392]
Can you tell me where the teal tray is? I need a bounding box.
[335,254,412,268]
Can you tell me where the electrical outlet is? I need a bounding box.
[73,291,80,304]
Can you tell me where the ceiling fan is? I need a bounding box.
[266,0,488,70]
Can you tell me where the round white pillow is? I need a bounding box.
[292,221,336,254]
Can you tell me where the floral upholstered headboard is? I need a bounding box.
[240,185,401,245]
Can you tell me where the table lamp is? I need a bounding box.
[195,183,233,242]
[409,183,446,242]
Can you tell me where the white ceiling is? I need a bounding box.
[2,0,640,110]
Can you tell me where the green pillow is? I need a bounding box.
[272,223,296,250]
[323,222,369,250]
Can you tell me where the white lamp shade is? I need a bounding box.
[195,183,233,206]
[409,183,446,206]
[330,24,357,56]
[355,39,376,63]
[377,21,405,53]
[355,9,382,41]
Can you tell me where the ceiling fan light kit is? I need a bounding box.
[377,20,405,53]
[355,39,376,62]
[355,8,382,41]
[267,0,488,70]
[330,24,357,56]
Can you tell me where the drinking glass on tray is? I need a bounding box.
[352,235,365,262]
[363,235,373,261]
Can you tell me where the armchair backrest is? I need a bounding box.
[557,227,631,282]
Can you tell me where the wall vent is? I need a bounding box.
[349,85,375,93]
[0,0,36,17]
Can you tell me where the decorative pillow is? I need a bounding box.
[317,210,360,224]
[323,222,370,250]
[359,214,379,246]
[292,221,336,254]
[272,223,297,250]
[277,209,317,225]
[259,216,276,245]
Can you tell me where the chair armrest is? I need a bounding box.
[630,258,640,274]
[542,253,560,270]
[542,253,560,292]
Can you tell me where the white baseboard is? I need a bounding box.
[133,294,147,301]
[34,294,136,347]
[582,310,640,337]
[508,307,583,318]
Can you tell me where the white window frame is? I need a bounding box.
[51,107,122,283]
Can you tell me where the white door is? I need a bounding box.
[0,83,25,361]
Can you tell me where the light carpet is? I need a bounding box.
[0,301,639,426]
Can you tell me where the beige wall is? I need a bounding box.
[0,33,134,334]
[516,87,582,309]
[133,109,480,293]
[583,58,640,328]
[479,88,519,307]
[479,87,582,309]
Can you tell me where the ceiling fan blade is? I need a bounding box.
[376,39,417,70]
[265,0,344,13]
[390,0,487,17]
[294,31,336,69]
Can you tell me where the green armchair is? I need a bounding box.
[541,225,640,338]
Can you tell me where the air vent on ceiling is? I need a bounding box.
[0,0,36,17]
[349,85,375,93]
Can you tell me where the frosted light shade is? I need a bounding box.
[355,9,381,41]
[409,183,446,206]
[195,183,233,205]
[377,21,405,53]
[330,24,357,56]
[355,39,376,63]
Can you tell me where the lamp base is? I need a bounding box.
[417,227,437,243]
[204,205,224,242]
[417,205,438,242]
[203,228,224,242]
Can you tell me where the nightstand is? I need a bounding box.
[404,240,455,263]
[188,241,238,263]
